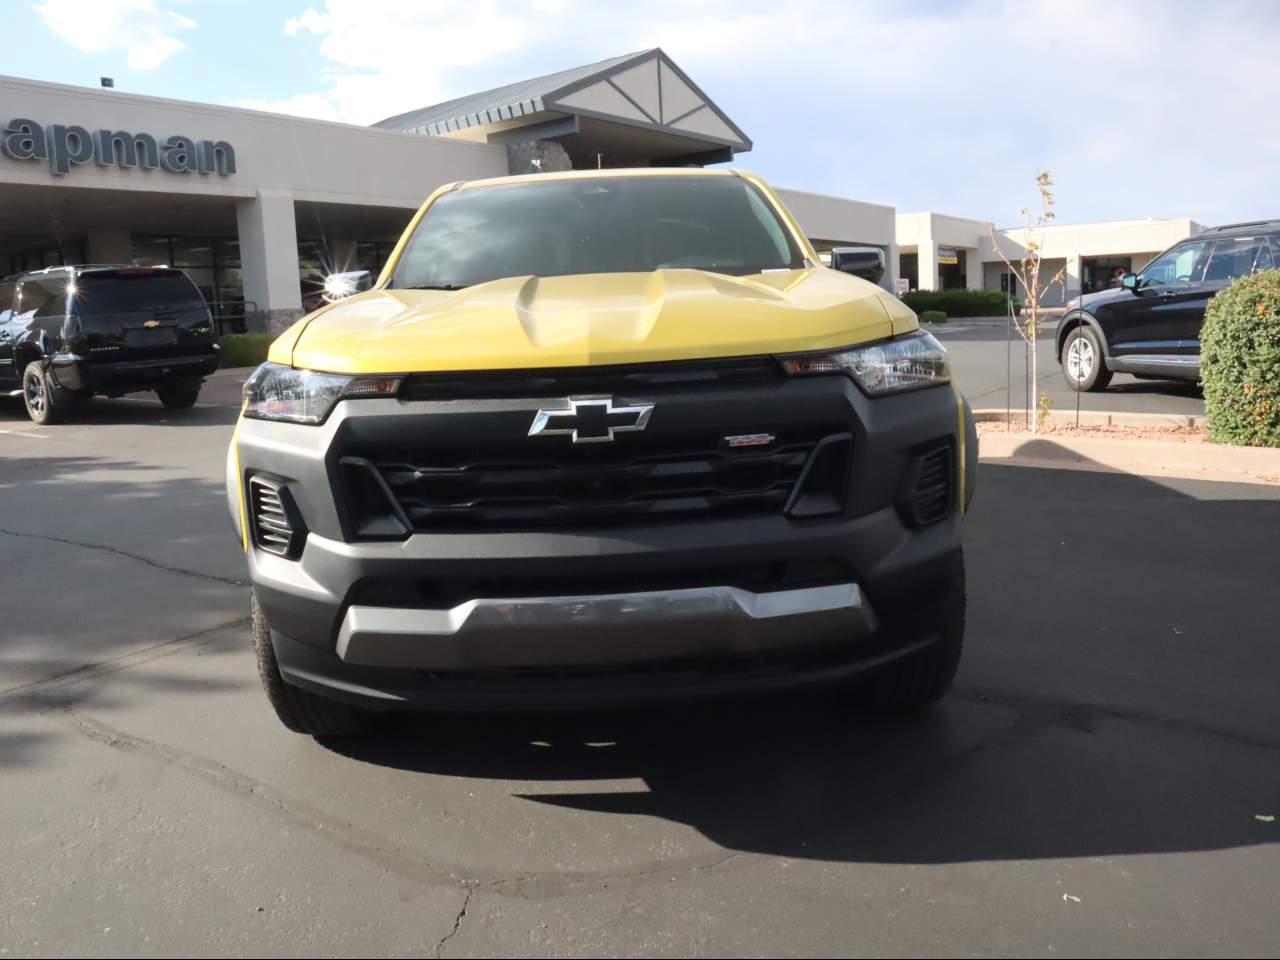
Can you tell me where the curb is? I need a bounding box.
[977,431,1280,486]
[974,408,1205,430]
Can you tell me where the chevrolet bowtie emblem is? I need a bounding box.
[529,396,654,444]
[143,320,160,328]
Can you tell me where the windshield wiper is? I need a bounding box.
[403,283,470,291]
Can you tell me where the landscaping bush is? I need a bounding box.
[217,333,275,369]
[919,310,947,325]
[1202,269,1280,447]
[900,289,1021,318]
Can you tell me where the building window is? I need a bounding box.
[937,247,964,289]
[7,242,86,274]
[899,252,919,290]
[356,241,397,278]
[133,234,244,321]
[1081,256,1133,293]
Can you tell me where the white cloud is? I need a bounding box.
[241,1,532,125]
[33,0,197,70]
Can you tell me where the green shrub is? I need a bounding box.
[920,310,947,325]
[1202,269,1280,447]
[217,333,275,369]
[900,289,1021,318]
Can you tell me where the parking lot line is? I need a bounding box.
[0,428,52,439]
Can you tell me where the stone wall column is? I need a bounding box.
[505,139,572,175]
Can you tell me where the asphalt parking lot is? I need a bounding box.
[1,369,1276,958]
[930,317,1206,418]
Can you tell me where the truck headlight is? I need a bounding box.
[242,362,401,424]
[780,330,951,396]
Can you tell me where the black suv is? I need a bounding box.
[1058,220,1279,391]
[0,265,219,423]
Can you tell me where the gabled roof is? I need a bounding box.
[372,49,751,152]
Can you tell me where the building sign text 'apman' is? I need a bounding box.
[1,119,236,177]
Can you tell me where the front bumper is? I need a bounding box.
[230,375,973,709]
[335,582,876,669]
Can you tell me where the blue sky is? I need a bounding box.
[10,0,1280,227]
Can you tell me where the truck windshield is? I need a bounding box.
[73,273,206,315]
[390,175,805,290]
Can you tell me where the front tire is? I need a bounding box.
[857,556,966,710]
[157,382,201,409]
[252,591,377,737]
[1061,325,1112,392]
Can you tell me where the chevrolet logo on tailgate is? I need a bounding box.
[529,396,654,444]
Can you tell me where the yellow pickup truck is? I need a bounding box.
[226,167,975,737]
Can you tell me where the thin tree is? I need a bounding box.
[990,171,1066,433]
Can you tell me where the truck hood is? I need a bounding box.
[276,268,917,374]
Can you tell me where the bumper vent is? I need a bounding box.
[249,477,305,558]
[904,445,953,527]
[785,434,852,518]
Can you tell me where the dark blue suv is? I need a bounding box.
[1057,221,1279,391]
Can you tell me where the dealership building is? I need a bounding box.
[1,49,1199,329]
[896,211,1203,306]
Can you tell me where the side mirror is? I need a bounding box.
[323,269,373,302]
[1121,272,1139,291]
[830,246,885,284]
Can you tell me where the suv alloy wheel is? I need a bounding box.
[22,362,71,425]
[1061,325,1112,392]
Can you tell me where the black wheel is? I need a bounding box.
[157,382,201,409]
[1061,325,1112,392]
[857,555,966,711]
[252,591,378,737]
[22,362,74,425]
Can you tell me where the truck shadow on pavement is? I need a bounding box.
[325,460,1280,865]
[322,684,1278,865]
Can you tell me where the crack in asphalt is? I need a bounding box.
[54,675,1279,912]
[435,885,473,958]
[954,688,1280,752]
[0,617,250,706]
[0,526,246,587]
[40,640,1276,909]
[62,707,760,902]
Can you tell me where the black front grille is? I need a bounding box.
[363,441,815,531]
[905,446,953,526]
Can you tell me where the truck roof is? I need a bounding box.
[457,166,747,191]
